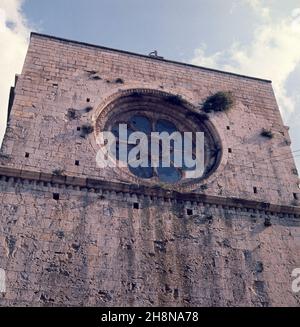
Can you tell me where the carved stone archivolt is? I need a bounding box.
[92,88,224,192]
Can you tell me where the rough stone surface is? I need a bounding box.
[0,33,300,307]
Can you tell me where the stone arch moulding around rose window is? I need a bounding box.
[91,88,228,192]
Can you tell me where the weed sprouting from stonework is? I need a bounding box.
[56,231,65,239]
[84,106,93,113]
[80,124,94,138]
[261,128,274,139]
[202,91,234,113]
[72,243,81,252]
[206,215,213,223]
[85,70,98,75]
[5,235,16,256]
[86,70,102,80]
[52,169,65,176]
[165,94,184,106]
[200,184,208,191]
[284,139,291,146]
[154,240,167,253]
[264,217,272,227]
[292,168,298,176]
[0,153,10,160]
[91,75,102,80]
[198,113,209,121]
[115,78,124,84]
[67,109,78,120]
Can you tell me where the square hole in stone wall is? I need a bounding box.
[253,187,258,194]
[75,160,80,166]
[228,148,232,153]
[53,193,60,201]
[187,209,193,216]
[25,152,30,158]
[133,203,139,209]
[293,193,298,200]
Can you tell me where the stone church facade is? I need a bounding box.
[0,33,300,306]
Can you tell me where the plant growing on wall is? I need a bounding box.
[86,70,102,80]
[165,94,184,106]
[260,128,274,139]
[292,168,298,176]
[115,78,124,84]
[202,91,234,113]
[0,153,10,159]
[200,184,208,191]
[91,75,102,80]
[80,124,94,138]
[67,108,78,120]
[84,106,93,113]
[52,169,65,176]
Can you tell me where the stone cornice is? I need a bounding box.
[1,166,300,217]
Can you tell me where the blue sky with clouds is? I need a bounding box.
[21,0,261,60]
[1,0,300,170]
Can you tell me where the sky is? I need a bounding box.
[0,0,300,170]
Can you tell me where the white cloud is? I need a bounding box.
[244,0,270,19]
[0,0,31,143]
[191,1,300,123]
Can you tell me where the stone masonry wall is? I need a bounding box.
[0,33,300,307]
[0,33,299,205]
[0,177,299,307]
